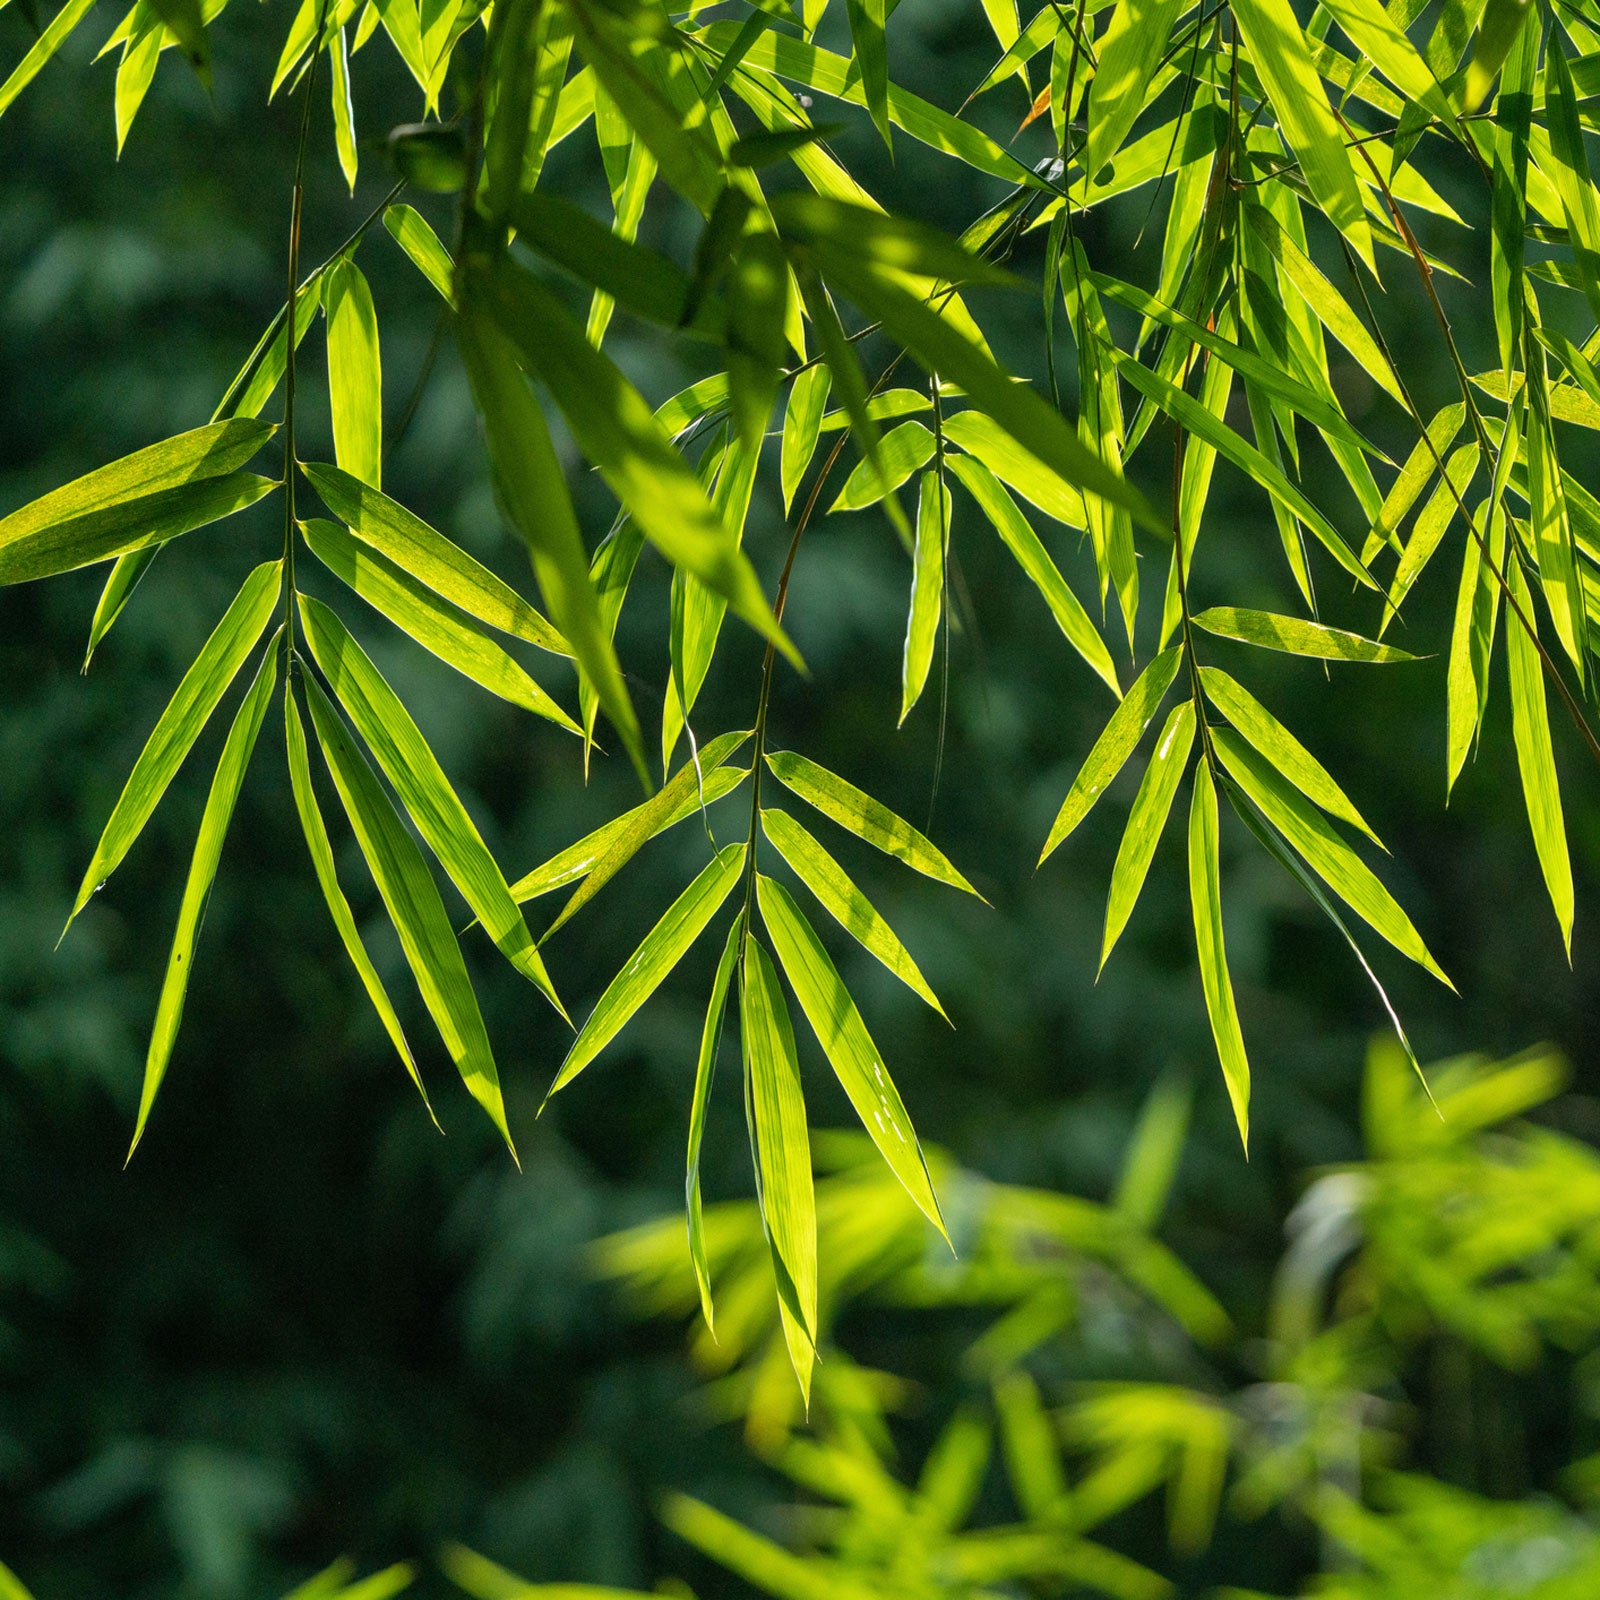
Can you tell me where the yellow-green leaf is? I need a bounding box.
[688,917,741,1333]
[325,258,383,490]
[1192,607,1416,662]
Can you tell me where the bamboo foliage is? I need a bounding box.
[3,0,1598,1393]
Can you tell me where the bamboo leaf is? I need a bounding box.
[781,364,831,513]
[545,729,754,939]
[1198,667,1384,847]
[546,842,746,1099]
[67,559,282,930]
[302,519,580,734]
[830,421,934,512]
[298,595,565,1017]
[741,933,818,1399]
[83,546,159,670]
[944,454,1118,698]
[942,410,1085,528]
[1506,552,1573,955]
[1083,0,1187,180]
[302,670,516,1159]
[303,463,568,655]
[901,468,948,722]
[688,917,741,1333]
[1187,765,1251,1152]
[844,0,890,146]
[325,258,383,490]
[383,202,454,303]
[1382,442,1478,629]
[0,0,98,117]
[1192,607,1417,662]
[285,687,431,1116]
[1040,646,1183,862]
[1363,403,1465,565]
[757,874,945,1238]
[765,749,981,896]
[1212,726,1451,986]
[129,638,278,1158]
[760,805,946,1019]
[330,22,358,192]
[1101,701,1195,971]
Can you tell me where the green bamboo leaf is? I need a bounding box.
[83,546,159,669]
[830,421,934,512]
[1212,726,1451,986]
[781,364,830,513]
[0,470,276,587]
[473,257,801,674]
[1446,503,1497,796]
[901,468,947,722]
[114,15,161,156]
[284,688,432,1118]
[1487,12,1533,376]
[726,229,789,458]
[1506,552,1573,956]
[944,454,1118,698]
[544,729,754,940]
[765,749,981,896]
[844,0,889,146]
[302,670,516,1159]
[688,917,741,1333]
[325,258,383,490]
[1039,646,1183,862]
[302,463,568,656]
[66,559,281,930]
[1192,607,1417,662]
[1100,701,1195,971]
[383,202,454,303]
[546,842,746,1100]
[1462,0,1532,111]
[757,873,945,1237]
[298,595,565,1018]
[1229,0,1373,270]
[302,520,580,734]
[759,805,946,1019]
[1525,361,1589,675]
[1318,0,1454,120]
[218,270,326,422]
[1198,667,1383,848]
[0,1562,35,1600]
[942,410,1085,528]
[330,22,358,193]
[510,766,747,904]
[1083,0,1186,179]
[1382,442,1478,629]
[812,247,1160,534]
[0,0,97,117]
[819,389,933,433]
[1535,39,1600,326]
[741,933,818,1399]
[1362,403,1465,565]
[1187,764,1251,1152]
[146,0,207,86]
[129,637,278,1159]
[453,304,644,781]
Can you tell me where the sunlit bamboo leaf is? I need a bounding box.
[1525,359,1588,675]
[298,595,565,1017]
[1192,607,1417,662]
[829,421,934,513]
[67,559,282,931]
[1487,12,1534,375]
[765,749,981,896]
[220,270,326,422]
[688,916,741,1332]
[1101,702,1195,971]
[1082,0,1186,181]
[741,933,818,1399]
[383,202,454,302]
[128,637,278,1158]
[284,687,431,1118]
[781,364,830,513]
[1187,765,1250,1151]
[330,22,358,191]
[757,873,945,1238]
[0,0,98,116]
[1040,646,1182,863]
[1505,552,1573,956]
[942,410,1085,528]
[901,468,947,722]
[324,258,383,490]
[302,519,577,733]
[83,546,159,670]
[727,229,789,458]
[302,670,516,1159]
[546,842,745,1100]
[1382,442,1478,630]
[1462,0,1532,111]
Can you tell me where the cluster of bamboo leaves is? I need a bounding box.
[0,1556,414,1600]
[3,0,1599,1394]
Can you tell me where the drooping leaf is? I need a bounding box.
[546,843,746,1099]
[0,0,98,117]
[129,637,278,1158]
[765,749,981,895]
[1187,764,1251,1151]
[1040,646,1183,862]
[781,364,831,513]
[383,202,455,302]
[942,410,1085,528]
[1191,607,1417,662]
[901,468,948,722]
[330,22,358,192]
[1082,0,1187,181]
[324,257,384,490]
[67,560,282,930]
[688,916,741,1332]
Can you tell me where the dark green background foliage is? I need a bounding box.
[0,0,1597,1597]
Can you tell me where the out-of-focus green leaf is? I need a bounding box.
[546,843,745,1099]
[299,596,565,1017]
[760,805,946,1018]
[130,638,278,1158]
[1199,667,1383,847]
[1040,646,1182,862]
[285,687,431,1116]
[689,917,741,1332]
[302,670,515,1159]
[901,468,947,722]
[1101,702,1195,971]
[758,873,945,1238]
[325,258,383,489]
[303,463,568,655]
[1192,607,1416,662]
[67,560,281,930]
[1187,764,1251,1151]
[766,749,981,896]
[1506,552,1573,956]
[741,933,818,1400]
